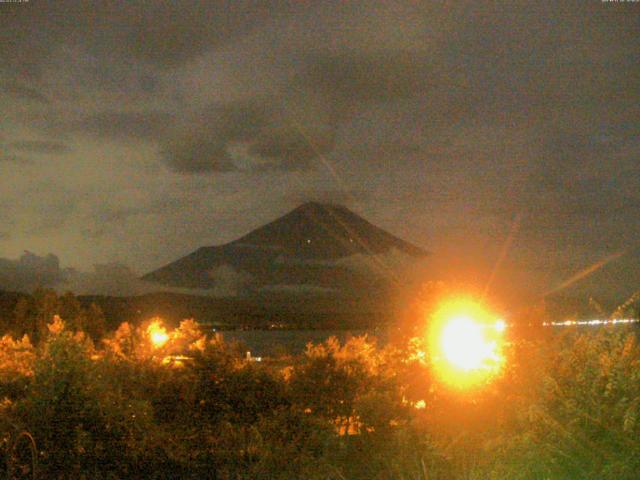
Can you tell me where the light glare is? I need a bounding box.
[441,316,495,371]
[148,321,169,348]
[427,298,505,389]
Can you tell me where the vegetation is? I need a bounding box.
[0,290,637,479]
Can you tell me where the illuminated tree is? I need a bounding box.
[485,329,640,480]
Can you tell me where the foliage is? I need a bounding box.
[9,317,154,477]
[9,289,106,343]
[484,328,640,480]
[0,337,34,424]
[0,299,635,479]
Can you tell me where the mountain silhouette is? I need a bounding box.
[142,202,428,293]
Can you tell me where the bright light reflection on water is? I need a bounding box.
[543,318,639,327]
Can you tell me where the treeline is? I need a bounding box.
[0,312,637,479]
[0,289,106,343]
[0,288,395,333]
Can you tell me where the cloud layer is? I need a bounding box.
[0,252,254,298]
[1,0,638,302]
[161,98,336,173]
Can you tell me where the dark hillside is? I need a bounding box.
[143,202,427,291]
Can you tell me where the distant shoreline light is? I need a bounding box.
[543,318,639,327]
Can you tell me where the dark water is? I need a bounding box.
[216,329,383,357]
[217,322,639,357]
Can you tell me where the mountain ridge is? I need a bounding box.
[142,202,428,291]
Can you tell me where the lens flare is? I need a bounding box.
[147,320,169,348]
[441,316,495,371]
[428,298,505,389]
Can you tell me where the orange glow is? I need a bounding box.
[147,320,169,348]
[428,298,505,389]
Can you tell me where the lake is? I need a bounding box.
[217,320,639,357]
[216,329,383,357]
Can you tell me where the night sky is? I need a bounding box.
[1,1,638,302]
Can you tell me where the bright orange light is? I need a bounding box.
[494,319,506,333]
[428,298,505,389]
[147,320,169,348]
[441,315,496,371]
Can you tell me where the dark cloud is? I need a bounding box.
[0,252,132,296]
[21,109,175,145]
[61,263,158,297]
[0,251,251,297]
[0,252,158,296]
[292,6,636,123]
[1,79,50,103]
[519,123,640,218]
[0,146,21,163]
[8,140,72,155]
[161,99,336,173]
[0,154,19,163]
[283,189,369,208]
[162,99,269,173]
[437,1,638,108]
[299,51,434,103]
[91,195,193,229]
[65,262,253,298]
[70,111,175,142]
[0,252,63,292]
[21,187,80,235]
[0,0,290,77]
[0,0,638,303]
[119,2,283,67]
[249,127,335,169]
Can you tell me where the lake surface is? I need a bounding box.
[216,329,384,357]
[217,320,639,357]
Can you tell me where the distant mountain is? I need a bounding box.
[142,202,428,293]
